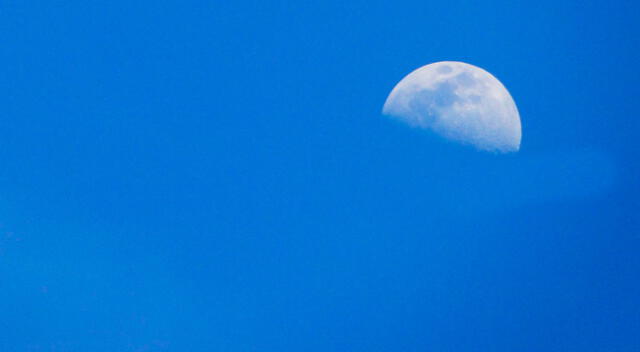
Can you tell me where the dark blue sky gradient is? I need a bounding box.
[0,1,639,351]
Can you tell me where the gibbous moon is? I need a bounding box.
[383,61,521,153]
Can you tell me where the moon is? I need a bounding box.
[382,61,521,153]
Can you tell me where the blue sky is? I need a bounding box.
[0,1,639,351]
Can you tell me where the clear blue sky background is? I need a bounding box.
[1,1,639,351]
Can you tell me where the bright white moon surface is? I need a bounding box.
[383,61,521,153]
